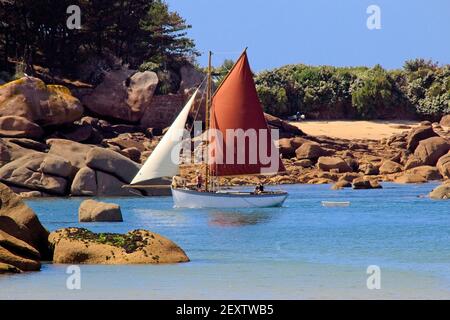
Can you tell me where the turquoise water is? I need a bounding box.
[1,183,450,299]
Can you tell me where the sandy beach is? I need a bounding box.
[290,120,422,140]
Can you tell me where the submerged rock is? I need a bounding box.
[79,199,123,222]
[49,228,189,264]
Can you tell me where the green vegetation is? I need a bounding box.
[0,0,197,81]
[255,59,450,120]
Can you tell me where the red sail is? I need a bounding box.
[209,51,285,176]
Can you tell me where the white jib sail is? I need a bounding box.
[130,89,199,185]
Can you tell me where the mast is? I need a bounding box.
[205,51,212,191]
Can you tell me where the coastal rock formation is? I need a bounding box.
[406,166,442,181]
[0,183,49,272]
[265,113,304,137]
[85,147,140,183]
[47,139,94,169]
[394,173,427,184]
[429,183,450,200]
[0,153,73,195]
[352,177,382,189]
[437,152,450,179]
[49,228,189,264]
[0,116,43,139]
[78,199,123,222]
[413,137,450,166]
[379,160,403,174]
[70,167,97,196]
[406,125,438,152]
[317,156,352,173]
[95,170,141,196]
[81,69,158,122]
[0,77,83,126]
[295,142,330,160]
[440,115,450,127]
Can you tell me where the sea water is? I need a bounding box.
[1,183,449,299]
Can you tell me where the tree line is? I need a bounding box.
[0,0,197,80]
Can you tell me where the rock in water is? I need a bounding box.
[429,183,450,200]
[352,177,382,189]
[0,116,43,139]
[79,199,123,222]
[0,77,83,126]
[0,182,49,271]
[49,228,189,264]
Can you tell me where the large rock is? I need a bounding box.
[0,182,49,265]
[0,77,83,126]
[429,183,450,200]
[278,137,308,158]
[394,174,427,184]
[406,125,438,152]
[49,228,189,264]
[295,142,330,160]
[81,69,158,122]
[0,153,72,195]
[407,166,442,181]
[96,170,141,196]
[86,147,140,183]
[437,152,450,179]
[47,139,95,169]
[265,113,304,137]
[79,199,123,222]
[70,167,97,196]
[317,156,352,173]
[440,115,450,127]
[0,116,43,139]
[414,137,450,166]
[178,63,204,94]
[352,177,382,189]
[379,160,403,174]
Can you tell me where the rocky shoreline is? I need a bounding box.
[0,75,449,200]
[0,182,189,274]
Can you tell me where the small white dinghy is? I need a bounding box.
[321,201,351,208]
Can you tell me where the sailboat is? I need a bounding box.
[129,49,288,208]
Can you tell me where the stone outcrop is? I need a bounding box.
[0,153,73,195]
[406,125,438,152]
[140,93,186,129]
[440,115,450,127]
[0,77,83,126]
[0,116,43,139]
[317,156,352,173]
[295,142,331,160]
[436,152,450,179]
[85,147,140,183]
[81,69,158,122]
[0,183,49,272]
[429,183,450,200]
[70,167,97,196]
[379,160,403,174]
[49,228,189,264]
[352,177,382,189]
[413,137,450,166]
[47,139,94,170]
[78,199,123,222]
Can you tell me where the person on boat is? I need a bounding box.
[254,183,265,194]
[195,171,203,190]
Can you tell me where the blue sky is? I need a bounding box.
[167,0,450,71]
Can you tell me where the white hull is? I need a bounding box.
[171,188,288,208]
